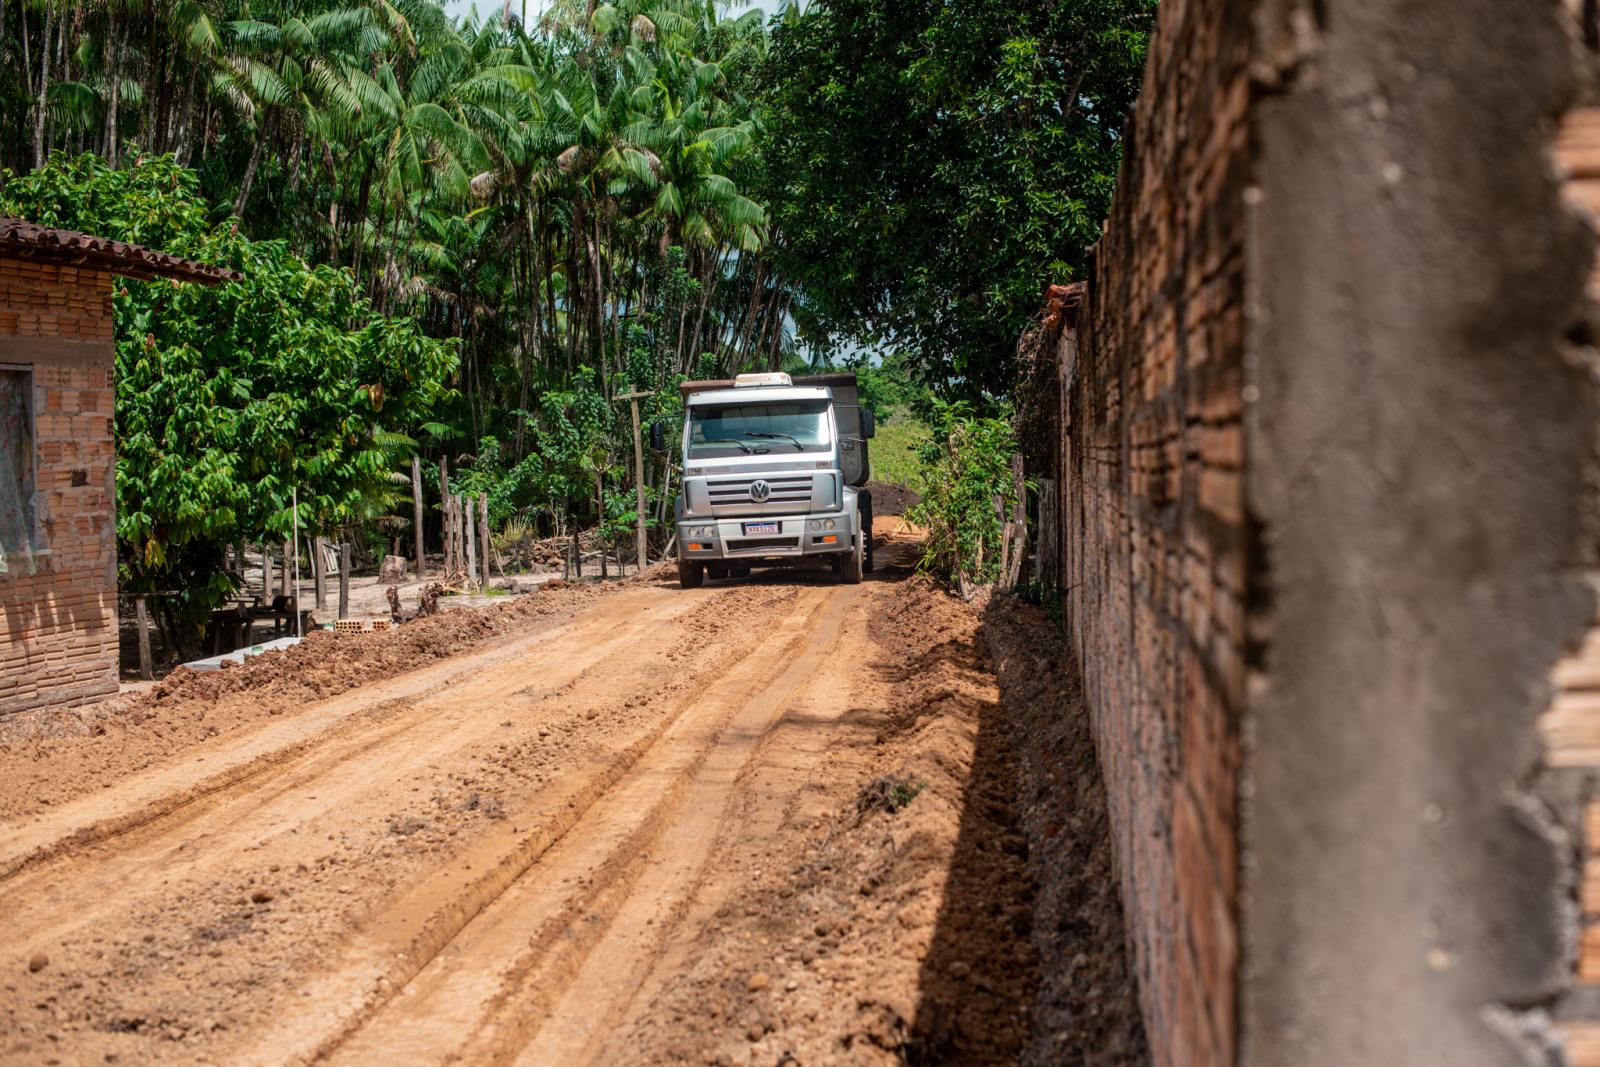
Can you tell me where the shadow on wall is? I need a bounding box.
[0,573,115,646]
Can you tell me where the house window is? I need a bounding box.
[0,365,38,577]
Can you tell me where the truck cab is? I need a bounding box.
[671,373,875,588]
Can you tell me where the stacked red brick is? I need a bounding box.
[1032,3,1253,1065]
[0,219,236,717]
[0,259,119,715]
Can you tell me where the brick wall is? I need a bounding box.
[1022,0,1600,1063]
[1023,3,1253,1066]
[0,257,119,716]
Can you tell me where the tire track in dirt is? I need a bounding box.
[242,586,848,1066]
[509,587,869,1067]
[0,590,707,957]
[0,594,659,882]
[0,582,802,1064]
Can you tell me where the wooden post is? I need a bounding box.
[453,495,464,579]
[1008,453,1027,589]
[412,456,426,579]
[479,494,491,589]
[338,538,350,618]
[439,457,453,575]
[465,494,479,590]
[261,542,274,605]
[312,536,327,610]
[135,596,153,681]
[280,540,293,598]
[595,469,608,580]
[621,390,650,574]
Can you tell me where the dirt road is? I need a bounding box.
[0,523,1090,1066]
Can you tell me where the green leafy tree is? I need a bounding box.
[761,0,1154,397]
[0,153,457,644]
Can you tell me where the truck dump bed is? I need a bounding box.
[678,373,870,487]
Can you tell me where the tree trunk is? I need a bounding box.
[280,540,293,598]
[32,2,53,168]
[104,9,120,165]
[234,134,265,217]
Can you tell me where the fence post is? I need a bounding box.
[413,455,426,580]
[338,539,350,618]
[135,596,153,681]
[479,494,491,589]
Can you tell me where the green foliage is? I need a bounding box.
[870,416,929,496]
[762,0,1154,397]
[0,153,457,637]
[906,401,1019,588]
[851,352,933,423]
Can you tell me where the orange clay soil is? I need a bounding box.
[0,521,1140,1066]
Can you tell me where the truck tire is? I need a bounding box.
[678,560,705,589]
[861,493,876,575]
[840,531,864,585]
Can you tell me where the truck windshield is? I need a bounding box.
[688,400,831,458]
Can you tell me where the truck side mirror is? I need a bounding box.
[649,420,666,453]
[861,408,877,440]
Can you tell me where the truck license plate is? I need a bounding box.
[743,521,780,535]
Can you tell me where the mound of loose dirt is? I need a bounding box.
[0,580,614,821]
[981,597,1149,1066]
[867,480,920,517]
[608,574,1040,1065]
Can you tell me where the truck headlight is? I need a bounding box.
[807,519,821,532]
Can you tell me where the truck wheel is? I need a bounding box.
[678,560,705,589]
[861,493,876,575]
[840,534,864,585]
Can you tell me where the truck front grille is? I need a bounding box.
[707,475,814,506]
[728,537,800,554]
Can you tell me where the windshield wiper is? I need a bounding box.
[744,432,804,451]
[703,438,758,455]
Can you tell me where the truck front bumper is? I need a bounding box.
[678,513,854,562]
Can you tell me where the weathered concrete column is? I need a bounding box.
[1244,2,1597,1063]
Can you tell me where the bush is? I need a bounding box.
[906,401,1019,590]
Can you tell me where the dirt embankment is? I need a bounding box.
[605,580,1146,1067]
[981,597,1148,1066]
[0,579,611,821]
[602,572,1038,1065]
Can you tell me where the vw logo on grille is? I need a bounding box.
[749,479,772,503]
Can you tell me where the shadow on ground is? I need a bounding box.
[905,592,1150,1066]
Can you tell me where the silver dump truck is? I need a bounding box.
[659,372,877,588]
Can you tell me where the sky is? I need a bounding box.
[442,0,790,24]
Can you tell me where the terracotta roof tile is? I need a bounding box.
[0,217,241,285]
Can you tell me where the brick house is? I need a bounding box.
[0,219,237,717]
